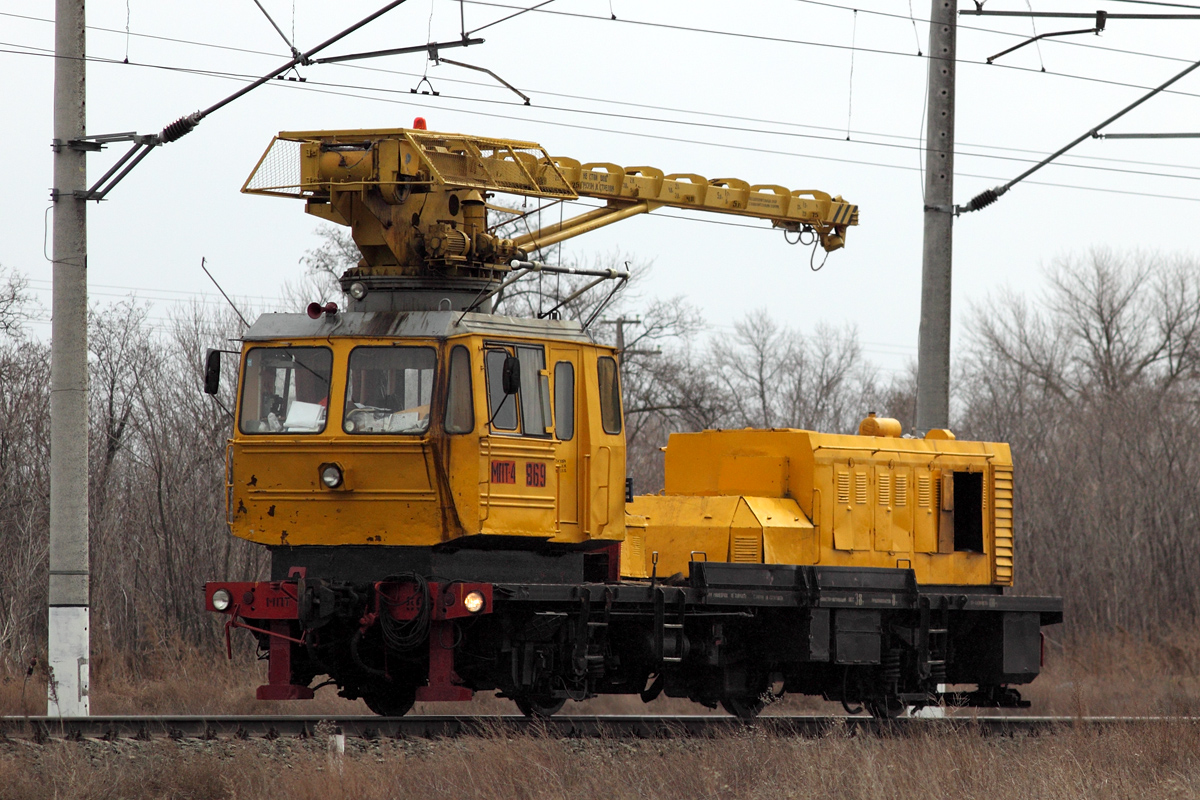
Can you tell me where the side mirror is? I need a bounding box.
[203,349,221,395]
[502,355,521,395]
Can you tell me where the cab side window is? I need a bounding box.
[517,345,550,437]
[445,345,474,434]
[485,349,518,431]
[554,361,575,441]
[597,356,621,435]
[484,343,552,437]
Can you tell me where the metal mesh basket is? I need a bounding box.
[243,137,304,197]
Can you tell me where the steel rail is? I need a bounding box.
[1,715,1196,742]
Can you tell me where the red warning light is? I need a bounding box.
[413,117,428,130]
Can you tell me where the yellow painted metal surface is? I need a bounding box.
[242,127,858,263]
[621,514,650,579]
[228,331,625,548]
[623,495,742,579]
[626,428,1013,587]
[625,494,817,579]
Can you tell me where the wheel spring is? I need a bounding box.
[882,648,902,687]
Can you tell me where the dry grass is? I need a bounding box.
[1,723,1199,800]
[2,633,1199,799]
[1021,629,1200,717]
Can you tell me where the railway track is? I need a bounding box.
[1,714,1194,742]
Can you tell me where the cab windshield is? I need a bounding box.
[344,346,437,434]
[239,346,333,434]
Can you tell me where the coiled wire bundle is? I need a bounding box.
[378,572,430,651]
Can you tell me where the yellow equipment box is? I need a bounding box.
[626,420,1013,587]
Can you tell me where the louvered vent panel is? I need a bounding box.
[992,468,1015,585]
[918,475,931,507]
[732,535,761,563]
[895,475,908,507]
[855,472,868,505]
[620,532,645,576]
[879,474,891,506]
[837,472,851,505]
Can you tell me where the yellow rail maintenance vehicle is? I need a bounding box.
[204,123,1060,718]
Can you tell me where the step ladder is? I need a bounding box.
[654,587,687,665]
[919,596,950,684]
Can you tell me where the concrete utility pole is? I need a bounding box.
[601,317,640,354]
[914,0,957,433]
[49,0,90,716]
[601,317,665,360]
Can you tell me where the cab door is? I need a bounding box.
[548,345,581,540]
[576,350,625,540]
[479,342,557,537]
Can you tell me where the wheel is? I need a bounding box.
[361,683,417,717]
[719,694,765,720]
[514,693,566,718]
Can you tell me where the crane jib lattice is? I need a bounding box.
[244,127,858,254]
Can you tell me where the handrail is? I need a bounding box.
[813,444,997,460]
[479,436,491,523]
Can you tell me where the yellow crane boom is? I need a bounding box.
[243,126,858,278]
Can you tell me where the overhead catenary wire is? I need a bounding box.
[250,0,302,59]
[5,2,1200,72]
[845,9,857,140]
[465,0,556,35]
[905,0,923,55]
[960,51,1200,212]
[10,0,1196,68]
[6,40,1199,189]
[786,0,1200,64]
[5,44,1196,206]
[8,5,1200,217]
[1,1,425,205]
[9,21,1200,200]
[1023,0,1048,73]
[4,11,1200,176]
[962,9,1200,19]
[1107,0,1200,8]
[461,0,1200,68]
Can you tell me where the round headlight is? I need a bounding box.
[320,463,343,489]
[211,588,232,612]
[349,281,367,300]
[463,590,486,614]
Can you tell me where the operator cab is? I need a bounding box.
[210,310,627,555]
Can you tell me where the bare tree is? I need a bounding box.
[959,249,1200,636]
[299,225,359,299]
[0,267,32,337]
[0,267,50,667]
[713,310,879,433]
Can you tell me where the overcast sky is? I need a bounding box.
[3,0,1199,376]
